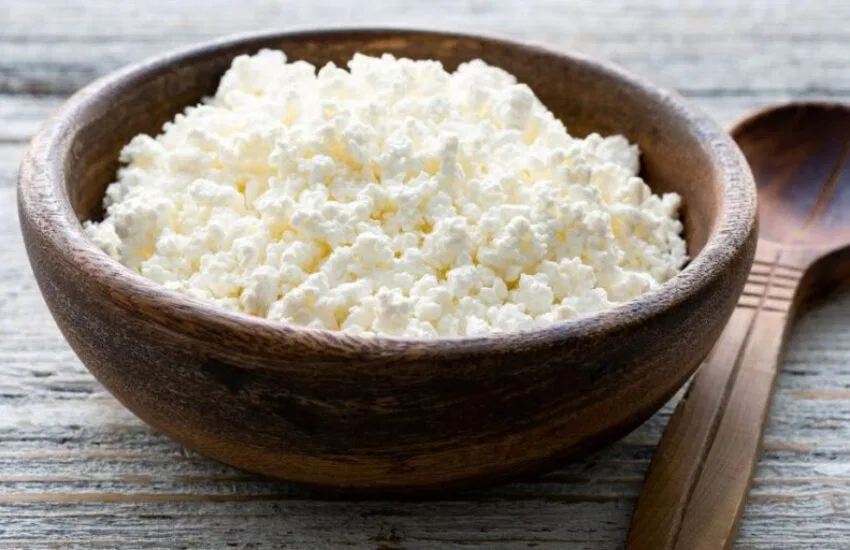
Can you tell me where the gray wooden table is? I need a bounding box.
[3,1,850,548]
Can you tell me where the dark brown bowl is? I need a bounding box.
[17,28,757,493]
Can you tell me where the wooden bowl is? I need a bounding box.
[17,29,757,493]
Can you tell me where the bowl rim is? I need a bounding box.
[18,26,758,358]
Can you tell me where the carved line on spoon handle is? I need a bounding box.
[626,245,803,550]
[675,303,792,549]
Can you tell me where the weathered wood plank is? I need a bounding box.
[5,35,850,97]
[0,95,61,142]
[4,1,850,547]
[7,0,849,40]
[4,0,850,96]
[0,144,26,187]
[0,500,630,549]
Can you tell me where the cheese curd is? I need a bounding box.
[85,50,687,337]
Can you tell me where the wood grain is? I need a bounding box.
[3,0,850,547]
[628,103,850,549]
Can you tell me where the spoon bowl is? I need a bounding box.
[735,103,850,253]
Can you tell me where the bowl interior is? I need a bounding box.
[64,30,719,265]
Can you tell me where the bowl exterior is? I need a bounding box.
[18,214,755,490]
[17,28,757,492]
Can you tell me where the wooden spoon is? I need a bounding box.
[627,102,850,550]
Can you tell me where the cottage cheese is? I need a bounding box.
[85,50,687,337]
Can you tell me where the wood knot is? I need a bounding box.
[201,359,253,394]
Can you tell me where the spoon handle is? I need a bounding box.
[626,244,804,550]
